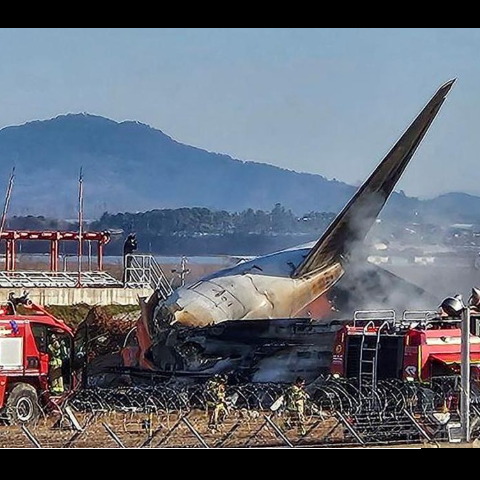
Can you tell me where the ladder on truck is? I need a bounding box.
[359,321,391,395]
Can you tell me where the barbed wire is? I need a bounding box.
[0,378,472,448]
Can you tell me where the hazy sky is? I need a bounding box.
[0,28,478,198]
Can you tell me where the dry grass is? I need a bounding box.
[0,411,345,449]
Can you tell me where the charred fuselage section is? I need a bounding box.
[148,318,339,385]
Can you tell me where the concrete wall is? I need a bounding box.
[0,287,153,307]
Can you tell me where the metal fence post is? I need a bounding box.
[462,307,472,443]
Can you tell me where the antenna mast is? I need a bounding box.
[0,168,15,239]
[77,168,84,288]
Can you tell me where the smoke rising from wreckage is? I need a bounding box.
[119,81,455,385]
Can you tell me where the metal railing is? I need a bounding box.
[354,310,396,327]
[354,310,441,328]
[124,255,173,300]
[0,271,122,289]
[402,310,442,324]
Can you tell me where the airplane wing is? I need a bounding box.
[294,80,456,278]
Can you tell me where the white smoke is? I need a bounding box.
[328,191,442,317]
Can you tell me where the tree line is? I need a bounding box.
[90,205,336,237]
[4,206,335,256]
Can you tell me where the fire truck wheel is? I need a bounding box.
[6,384,40,425]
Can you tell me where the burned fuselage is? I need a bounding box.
[160,247,344,327]
[142,261,439,384]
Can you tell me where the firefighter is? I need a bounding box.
[286,377,309,436]
[48,335,65,395]
[206,375,228,431]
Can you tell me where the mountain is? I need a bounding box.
[0,113,478,223]
[420,193,480,225]
[0,114,360,218]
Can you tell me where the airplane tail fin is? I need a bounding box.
[294,80,456,278]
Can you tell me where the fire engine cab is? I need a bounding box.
[0,294,74,424]
[331,309,480,387]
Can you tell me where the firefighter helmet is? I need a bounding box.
[470,288,480,308]
[441,295,465,318]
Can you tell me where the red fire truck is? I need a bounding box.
[331,310,480,387]
[0,295,74,424]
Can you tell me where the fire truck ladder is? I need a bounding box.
[359,321,390,394]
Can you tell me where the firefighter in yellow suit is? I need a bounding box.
[206,375,228,431]
[48,335,65,395]
[286,377,309,436]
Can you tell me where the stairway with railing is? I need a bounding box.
[124,254,173,300]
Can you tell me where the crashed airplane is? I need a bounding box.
[119,81,455,383]
[156,80,455,327]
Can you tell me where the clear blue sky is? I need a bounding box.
[0,28,478,198]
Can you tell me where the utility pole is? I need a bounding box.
[180,256,190,288]
[0,169,15,271]
[172,256,190,288]
[461,305,471,443]
[77,169,84,288]
[0,168,15,238]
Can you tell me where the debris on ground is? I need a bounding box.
[74,306,140,372]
